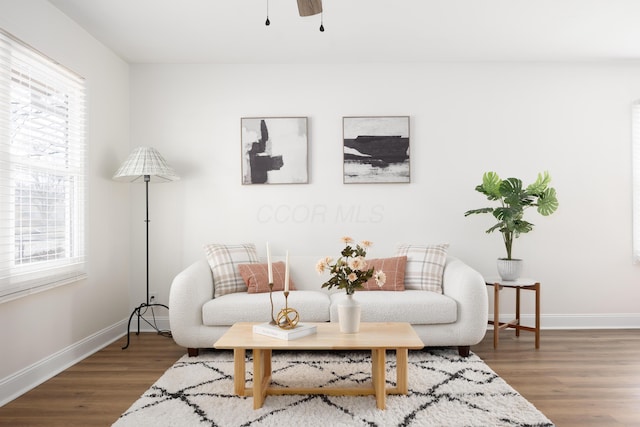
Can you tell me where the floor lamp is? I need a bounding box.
[113,146,180,350]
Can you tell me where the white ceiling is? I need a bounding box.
[47,0,640,64]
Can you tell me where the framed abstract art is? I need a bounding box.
[241,117,308,185]
[343,116,410,184]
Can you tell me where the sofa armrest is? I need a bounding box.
[441,257,488,345]
[169,260,213,348]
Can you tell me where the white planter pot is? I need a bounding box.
[496,258,523,281]
[337,294,361,333]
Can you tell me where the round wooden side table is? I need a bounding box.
[484,277,541,349]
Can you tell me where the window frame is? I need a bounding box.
[0,28,87,303]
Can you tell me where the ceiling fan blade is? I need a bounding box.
[297,0,323,16]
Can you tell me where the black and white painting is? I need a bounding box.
[343,116,410,183]
[241,117,308,185]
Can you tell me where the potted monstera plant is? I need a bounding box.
[464,171,559,280]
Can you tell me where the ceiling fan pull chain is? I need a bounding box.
[319,12,324,32]
[265,0,271,26]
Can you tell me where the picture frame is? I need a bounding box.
[241,117,308,185]
[343,116,410,184]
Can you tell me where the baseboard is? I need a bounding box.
[0,320,126,407]
[126,314,170,334]
[490,313,640,329]
[0,313,171,407]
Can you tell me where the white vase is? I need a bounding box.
[496,258,523,281]
[337,294,361,333]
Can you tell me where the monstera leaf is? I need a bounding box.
[537,188,559,216]
[526,171,552,195]
[477,171,502,199]
[500,178,527,208]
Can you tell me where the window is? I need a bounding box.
[0,29,87,302]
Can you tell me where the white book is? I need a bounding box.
[253,322,317,340]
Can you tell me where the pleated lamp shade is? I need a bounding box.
[113,146,180,183]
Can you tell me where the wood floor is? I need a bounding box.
[0,329,639,426]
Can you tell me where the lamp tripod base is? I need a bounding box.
[122,302,169,350]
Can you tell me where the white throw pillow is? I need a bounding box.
[395,243,449,293]
[204,243,259,297]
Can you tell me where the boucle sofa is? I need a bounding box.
[169,249,489,357]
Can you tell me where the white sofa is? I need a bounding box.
[169,255,488,357]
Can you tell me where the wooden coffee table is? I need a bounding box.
[214,322,424,410]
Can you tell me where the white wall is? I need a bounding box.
[131,62,640,328]
[0,0,130,402]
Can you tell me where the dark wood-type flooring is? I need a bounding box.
[0,329,638,426]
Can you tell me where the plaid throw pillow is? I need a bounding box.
[395,244,449,293]
[203,243,259,297]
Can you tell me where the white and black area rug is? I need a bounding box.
[114,349,554,427]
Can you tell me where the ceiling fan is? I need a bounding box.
[266,0,325,31]
[297,0,323,17]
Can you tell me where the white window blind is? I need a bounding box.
[0,28,87,302]
[633,101,640,263]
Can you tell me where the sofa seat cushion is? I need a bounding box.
[329,290,457,324]
[202,290,330,326]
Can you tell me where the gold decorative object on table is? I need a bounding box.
[268,282,276,324]
[276,291,299,329]
[266,243,277,325]
[266,244,299,330]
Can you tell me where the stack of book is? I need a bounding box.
[252,322,317,340]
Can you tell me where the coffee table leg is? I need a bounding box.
[252,349,273,409]
[396,348,408,394]
[253,349,265,409]
[264,349,272,377]
[372,348,386,410]
[234,349,246,396]
[371,349,377,389]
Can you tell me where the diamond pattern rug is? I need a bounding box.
[113,349,554,427]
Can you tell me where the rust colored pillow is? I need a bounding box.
[361,256,407,291]
[238,262,296,293]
